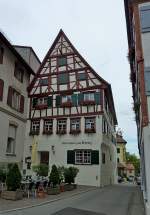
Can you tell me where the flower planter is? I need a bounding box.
[37,191,46,198]
[1,190,23,200]
[47,187,60,195]
[64,184,74,191]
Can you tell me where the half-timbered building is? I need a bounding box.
[24,30,118,186]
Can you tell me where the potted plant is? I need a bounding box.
[1,163,23,200]
[47,165,60,195]
[64,167,79,191]
[32,164,49,177]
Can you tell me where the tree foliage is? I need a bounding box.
[64,167,79,184]
[126,152,140,175]
[49,165,60,187]
[6,163,22,191]
[32,164,49,177]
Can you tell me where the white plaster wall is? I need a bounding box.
[24,115,117,187]
[0,42,30,166]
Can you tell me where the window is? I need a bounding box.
[58,73,69,85]
[0,79,4,101]
[117,148,120,153]
[62,95,72,103]
[30,121,40,135]
[0,47,4,64]
[140,5,150,32]
[57,119,67,134]
[117,158,120,163]
[38,97,48,105]
[7,87,24,113]
[85,117,96,133]
[6,124,17,155]
[102,153,105,164]
[14,63,24,83]
[58,57,67,67]
[77,72,86,81]
[43,120,53,134]
[12,90,20,111]
[75,150,91,164]
[102,118,107,134]
[84,93,95,101]
[70,118,80,133]
[39,78,48,86]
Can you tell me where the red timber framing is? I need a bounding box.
[28,30,117,124]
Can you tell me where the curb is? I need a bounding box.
[0,187,98,214]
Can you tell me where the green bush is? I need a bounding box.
[64,167,79,184]
[6,163,22,191]
[49,165,60,187]
[0,167,7,183]
[32,164,49,177]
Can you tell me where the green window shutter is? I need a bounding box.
[67,150,75,164]
[58,73,69,85]
[78,93,84,104]
[94,92,101,105]
[47,96,53,107]
[32,98,38,108]
[72,94,78,106]
[56,95,61,107]
[91,150,99,164]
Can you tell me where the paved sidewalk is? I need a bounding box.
[129,186,145,215]
[0,186,96,213]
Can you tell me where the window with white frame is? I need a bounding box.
[62,95,72,103]
[44,120,53,132]
[57,119,67,132]
[38,97,48,105]
[31,121,40,132]
[12,90,20,110]
[75,150,91,164]
[84,93,94,101]
[85,118,95,130]
[6,124,17,155]
[70,119,80,131]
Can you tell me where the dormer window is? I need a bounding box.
[57,56,67,67]
[14,63,24,83]
[0,47,4,64]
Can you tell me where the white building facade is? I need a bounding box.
[23,30,118,187]
[0,32,35,168]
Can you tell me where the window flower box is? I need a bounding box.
[43,130,53,135]
[29,130,40,136]
[56,130,66,135]
[34,104,48,110]
[81,100,95,106]
[61,101,72,107]
[85,128,96,133]
[70,129,81,135]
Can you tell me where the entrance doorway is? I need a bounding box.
[40,151,49,165]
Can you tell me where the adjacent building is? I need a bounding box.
[116,132,127,177]
[23,30,118,187]
[0,32,36,168]
[124,0,150,213]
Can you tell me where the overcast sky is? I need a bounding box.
[0,0,138,155]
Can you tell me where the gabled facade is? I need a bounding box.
[0,31,35,168]
[23,30,118,187]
